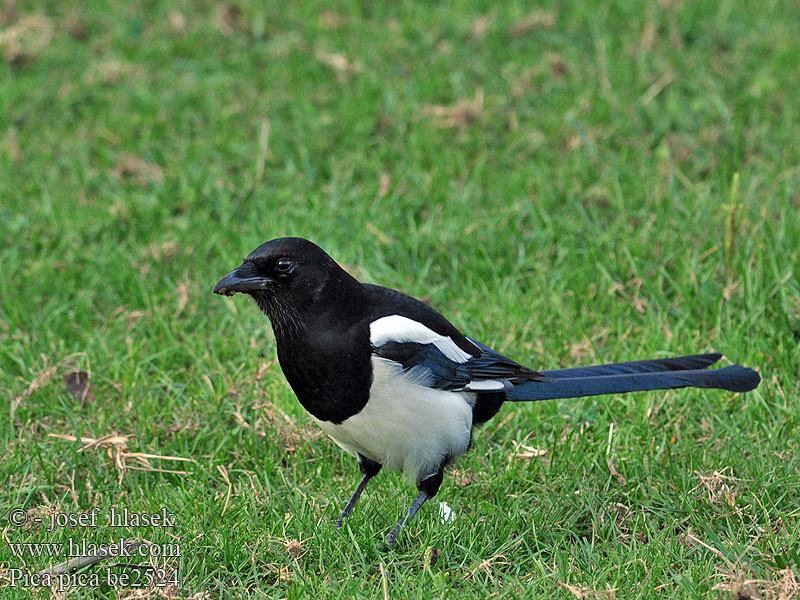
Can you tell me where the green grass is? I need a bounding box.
[1,0,799,598]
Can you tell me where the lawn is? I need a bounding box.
[1,0,799,598]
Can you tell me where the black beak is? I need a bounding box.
[213,269,270,296]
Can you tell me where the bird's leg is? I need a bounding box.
[384,490,429,547]
[335,475,372,528]
[335,454,381,528]
[385,468,444,547]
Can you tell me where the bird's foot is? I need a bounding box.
[378,529,400,552]
[384,530,398,548]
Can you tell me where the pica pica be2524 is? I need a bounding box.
[213,237,761,546]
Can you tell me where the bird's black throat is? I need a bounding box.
[252,291,309,340]
[248,281,374,424]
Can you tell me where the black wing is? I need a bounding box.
[363,283,544,391]
[373,339,545,391]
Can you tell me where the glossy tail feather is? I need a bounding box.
[508,355,760,402]
[540,353,722,379]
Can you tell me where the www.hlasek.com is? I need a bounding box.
[5,506,181,591]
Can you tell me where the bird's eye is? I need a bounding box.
[275,258,293,274]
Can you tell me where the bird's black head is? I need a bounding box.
[213,237,362,337]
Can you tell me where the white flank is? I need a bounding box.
[313,357,474,484]
[369,315,472,364]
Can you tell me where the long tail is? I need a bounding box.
[506,353,760,402]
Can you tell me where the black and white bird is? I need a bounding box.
[213,237,761,546]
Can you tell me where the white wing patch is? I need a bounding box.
[369,315,472,364]
[463,380,508,391]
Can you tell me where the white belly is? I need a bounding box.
[313,357,474,484]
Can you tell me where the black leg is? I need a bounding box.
[384,468,445,547]
[335,474,371,528]
[335,454,381,528]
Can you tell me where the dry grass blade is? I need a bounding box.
[379,562,389,600]
[692,466,740,506]
[213,2,244,36]
[467,554,510,582]
[112,154,164,186]
[0,13,53,64]
[314,46,361,75]
[509,10,555,37]
[48,434,196,483]
[175,281,190,318]
[605,423,626,484]
[423,89,484,129]
[470,14,494,39]
[558,582,617,598]
[606,454,626,485]
[319,11,348,29]
[686,531,728,561]
[510,439,548,460]
[217,464,232,516]
[715,566,800,600]
[639,72,675,106]
[465,538,525,582]
[378,173,391,198]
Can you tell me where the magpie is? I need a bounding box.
[213,237,761,546]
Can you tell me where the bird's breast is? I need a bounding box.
[275,328,373,424]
